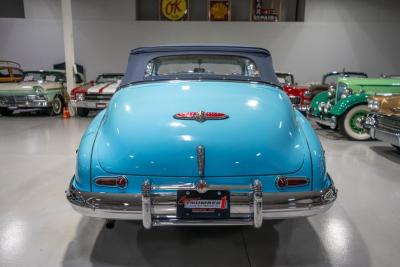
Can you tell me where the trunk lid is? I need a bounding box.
[94,81,307,177]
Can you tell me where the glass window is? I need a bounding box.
[96,74,123,83]
[0,68,10,78]
[324,73,368,86]
[23,72,44,82]
[74,74,83,84]
[23,72,65,82]
[276,73,294,85]
[145,55,260,79]
[12,68,23,77]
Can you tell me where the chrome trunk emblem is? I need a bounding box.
[174,111,229,123]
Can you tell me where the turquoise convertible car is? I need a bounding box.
[66,45,337,229]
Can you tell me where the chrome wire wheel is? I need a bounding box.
[340,105,370,141]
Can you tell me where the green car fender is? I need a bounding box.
[41,87,65,103]
[329,93,369,116]
[310,91,330,116]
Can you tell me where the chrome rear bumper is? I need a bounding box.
[66,175,337,229]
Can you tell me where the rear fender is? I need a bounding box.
[330,93,368,116]
[295,111,327,191]
[74,110,106,191]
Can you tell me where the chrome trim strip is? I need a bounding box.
[197,145,205,177]
[66,175,337,228]
[70,99,110,109]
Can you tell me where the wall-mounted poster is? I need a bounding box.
[252,0,279,22]
[160,0,188,21]
[209,0,230,21]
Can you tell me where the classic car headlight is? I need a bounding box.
[76,93,86,101]
[323,102,332,114]
[368,99,380,111]
[318,102,332,114]
[318,102,326,112]
[327,86,336,98]
[341,87,353,99]
[303,89,312,98]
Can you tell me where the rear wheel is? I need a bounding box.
[77,108,89,117]
[339,105,370,141]
[0,108,13,116]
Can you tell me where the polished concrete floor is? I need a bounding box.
[0,113,400,267]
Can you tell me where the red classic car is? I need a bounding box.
[70,73,123,117]
[276,72,311,113]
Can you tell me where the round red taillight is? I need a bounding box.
[276,176,287,188]
[116,176,127,188]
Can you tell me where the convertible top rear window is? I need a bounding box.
[120,46,280,87]
[145,55,260,79]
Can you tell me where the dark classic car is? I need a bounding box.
[276,72,311,113]
[66,45,337,229]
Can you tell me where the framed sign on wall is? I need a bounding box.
[209,0,231,21]
[160,0,189,21]
[252,0,279,22]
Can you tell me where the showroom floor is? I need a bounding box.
[0,113,399,267]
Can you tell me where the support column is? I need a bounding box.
[61,0,76,97]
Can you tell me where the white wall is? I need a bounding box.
[1,0,399,83]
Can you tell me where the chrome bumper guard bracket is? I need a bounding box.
[66,175,337,229]
[307,113,337,129]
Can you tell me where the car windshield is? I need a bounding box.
[145,55,260,79]
[323,73,367,86]
[23,72,64,82]
[96,74,123,83]
[276,73,294,85]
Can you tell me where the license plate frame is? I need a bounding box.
[176,190,230,219]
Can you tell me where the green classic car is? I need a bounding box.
[0,70,83,116]
[308,77,400,140]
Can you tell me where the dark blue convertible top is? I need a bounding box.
[120,45,279,87]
